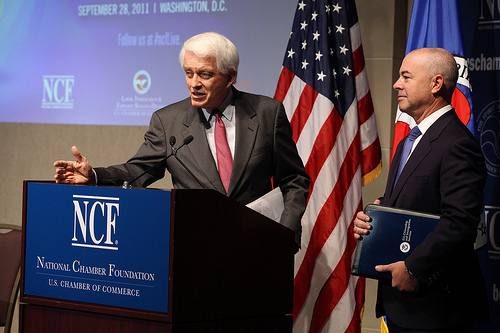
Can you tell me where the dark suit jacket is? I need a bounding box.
[95,88,310,245]
[377,110,488,329]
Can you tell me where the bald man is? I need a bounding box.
[354,48,488,332]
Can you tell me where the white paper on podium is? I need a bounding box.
[246,187,284,223]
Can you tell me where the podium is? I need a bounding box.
[20,181,295,332]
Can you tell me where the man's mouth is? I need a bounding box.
[191,91,206,99]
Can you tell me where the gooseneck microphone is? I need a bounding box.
[173,135,193,153]
[174,150,206,189]
[122,135,194,188]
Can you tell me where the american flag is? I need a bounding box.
[274,1,381,332]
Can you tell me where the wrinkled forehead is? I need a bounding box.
[183,51,218,70]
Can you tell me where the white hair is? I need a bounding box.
[179,32,239,81]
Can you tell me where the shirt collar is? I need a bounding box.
[202,88,234,122]
[415,104,452,135]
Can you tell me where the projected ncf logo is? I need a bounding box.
[72,194,119,251]
[42,75,74,109]
[133,70,151,94]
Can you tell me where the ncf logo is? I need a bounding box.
[42,75,74,109]
[72,195,119,250]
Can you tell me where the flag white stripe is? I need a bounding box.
[355,69,370,102]
[296,93,334,165]
[360,112,379,150]
[395,107,416,127]
[350,22,361,51]
[283,74,307,121]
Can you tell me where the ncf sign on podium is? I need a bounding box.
[22,181,171,313]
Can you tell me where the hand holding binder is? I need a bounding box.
[351,204,439,280]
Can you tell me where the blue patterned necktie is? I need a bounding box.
[394,126,421,186]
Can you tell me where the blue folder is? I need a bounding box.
[351,204,439,280]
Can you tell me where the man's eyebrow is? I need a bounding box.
[183,67,213,72]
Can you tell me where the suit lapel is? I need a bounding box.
[388,111,456,204]
[228,90,258,196]
[387,140,404,197]
[389,135,431,203]
[181,106,225,192]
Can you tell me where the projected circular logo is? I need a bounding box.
[133,70,151,94]
[400,242,410,253]
[477,101,500,177]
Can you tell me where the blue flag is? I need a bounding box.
[392,0,476,160]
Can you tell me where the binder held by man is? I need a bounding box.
[351,204,439,279]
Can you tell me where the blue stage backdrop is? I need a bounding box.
[0,0,295,125]
[459,1,500,331]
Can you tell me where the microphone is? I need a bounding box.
[173,135,193,154]
[174,151,206,189]
[122,135,193,188]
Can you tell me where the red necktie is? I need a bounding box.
[213,110,233,193]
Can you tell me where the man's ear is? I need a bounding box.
[431,74,444,94]
[226,69,237,87]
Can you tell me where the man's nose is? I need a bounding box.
[190,75,202,88]
[393,78,402,90]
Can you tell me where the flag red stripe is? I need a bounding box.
[303,108,342,186]
[362,139,382,176]
[274,66,294,102]
[352,44,365,78]
[348,273,366,333]
[290,85,319,142]
[357,90,374,124]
